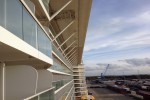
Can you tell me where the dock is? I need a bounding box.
[88,88,141,100]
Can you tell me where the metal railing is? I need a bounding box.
[50,61,72,74]
[52,80,72,91]
[52,44,73,70]
[0,0,52,58]
[24,87,54,100]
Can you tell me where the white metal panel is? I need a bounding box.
[5,65,38,100]
[36,70,53,93]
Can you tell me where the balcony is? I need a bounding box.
[0,0,52,58]
[73,74,85,76]
[60,85,74,100]
[24,88,54,100]
[75,88,87,92]
[52,80,72,91]
[21,0,73,69]
[52,44,72,70]
[74,80,85,83]
[74,76,85,79]
[73,69,84,72]
[50,61,72,74]
[54,80,73,100]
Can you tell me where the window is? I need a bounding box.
[23,7,37,48]
[6,0,23,38]
[0,0,4,26]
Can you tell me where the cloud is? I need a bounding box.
[124,58,150,66]
[84,1,150,76]
[84,11,150,52]
[127,11,150,24]
[85,58,150,76]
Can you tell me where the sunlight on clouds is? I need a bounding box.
[84,0,150,76]
[84,11,150,51]
[85,58,150,76]
[127,11,150,24]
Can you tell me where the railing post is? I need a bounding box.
[0,62,5,100]
[57,32,76,50]
[49,0,72,21]
[52,20,74,42]
[64,46,77,58]
[67,50,77,59]
[62,40,76,54]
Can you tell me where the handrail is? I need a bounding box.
[52,44,73,70]
[24,87,55,100]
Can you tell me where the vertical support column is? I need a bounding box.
[0,63,2,100]
[0,62,5,100]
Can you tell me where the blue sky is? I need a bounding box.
[83,0,150,76]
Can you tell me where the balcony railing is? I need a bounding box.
[52,44,72,70]
[0,0,52,58]
[23,0,73,69]
[24,87,54,100]
[60,85,74,100]
[73,73,85,76]
[52,80,72,91]
[50,61,72,74]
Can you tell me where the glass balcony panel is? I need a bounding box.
[38,25,46,54]
[39,91,50,100]
[52,44,72,69]
[39,89,54,100]
[37,25,52,58]
[23,7,37,48]
[26,89,54,100]
[49,89,54,100]
[49,24,56,36]
[24,0,35,14]
[6,0,23,38]
[55,82,59,90]
[51,61,71,74]
[1,0,52,60]
[52,80,72,91]
[46,37,52,57]
[29,96,38,100]
[0,0,4,27]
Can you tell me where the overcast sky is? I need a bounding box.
[83,0,150,76]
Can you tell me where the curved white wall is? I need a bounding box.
[37,70,53,93]
[5,65,38,100]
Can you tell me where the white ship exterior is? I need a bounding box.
[0,0,92,100]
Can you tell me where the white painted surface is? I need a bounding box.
[0,63,5,100]
[48,69,72,76]
[0,63,3,100]
[38,0,50,20]
[5,65,38,100]
[36,70,52,93]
